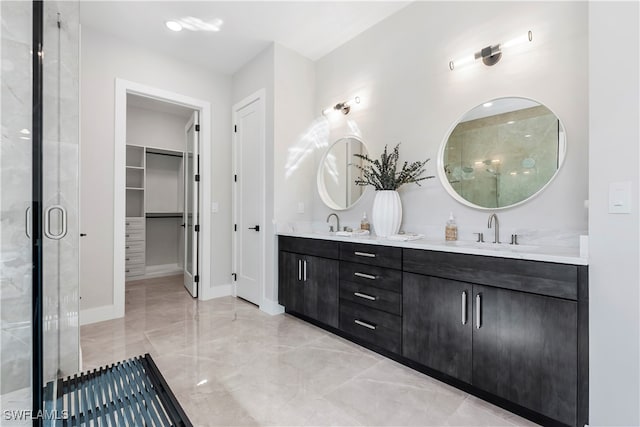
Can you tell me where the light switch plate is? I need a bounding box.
[609,181,632,214]
[297,202,305,214]
[211,202,219,213]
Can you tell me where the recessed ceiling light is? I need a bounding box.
[483,102,493,108]
[507,120,515,125]
[165,21,182,32]
[20,128,30,134]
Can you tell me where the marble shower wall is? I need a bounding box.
[0,0,34,396]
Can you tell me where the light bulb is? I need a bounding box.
[165,21,183,32]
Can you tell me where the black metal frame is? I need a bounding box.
[32,1,44,426]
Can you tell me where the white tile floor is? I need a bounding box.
[80,275,538,426]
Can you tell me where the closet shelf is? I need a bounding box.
[126,187,144,191]
[126,166,144,170]
[146,212,184,218]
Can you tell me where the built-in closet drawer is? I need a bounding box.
[340,280,402,316]
[125,217,145,231]
[339,242,402,269]
[125,253,145,266]
[125,265,145,278]
[125,229,145,242]
[125,241,145,255]
[339,299,402,354]
[340,261,402,293]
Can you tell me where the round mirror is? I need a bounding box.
[317,136,368,210]
[438,97,566,210]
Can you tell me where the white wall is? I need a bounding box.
[80,27,232,316]
[588,2,640,425]
[231,44,277,310]
[231,43,315,309]
[312,2,588,242]
[126,105,188,152]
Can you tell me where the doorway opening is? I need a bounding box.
[113,80,212,318]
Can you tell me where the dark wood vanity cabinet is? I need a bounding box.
[402,273,473,383]
[278,237,339,328]
[278,236,588,427]
[472,284,578,426]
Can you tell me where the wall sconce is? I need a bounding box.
[449,30,533,71]
[322,96,360,116]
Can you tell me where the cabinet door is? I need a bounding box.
[303,255,339,328]
[403,273,472,383]
[278,251,304,313]
[473,285,578,426]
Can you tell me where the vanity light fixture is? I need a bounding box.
[322,96,360,116]
[449,30,533,71]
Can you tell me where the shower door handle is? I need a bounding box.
[25,207,32,238]
[44,205,68,240]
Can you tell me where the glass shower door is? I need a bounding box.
[1,1,79,424]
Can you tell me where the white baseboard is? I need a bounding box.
[199,283,233,301]
[133,264,182,281]
[80,304,121,325]
[260,298,285,315]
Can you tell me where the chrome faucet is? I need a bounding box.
[487,213,500,244]
[326,213,340,233]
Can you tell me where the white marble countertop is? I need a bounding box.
[277,231,588,266]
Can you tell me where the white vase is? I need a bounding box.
[372,190,402,237]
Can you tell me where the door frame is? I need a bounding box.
[114,79,212,317]
[232,89,266,306]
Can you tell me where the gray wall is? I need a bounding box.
[588,2,640,425]
[311,2,588,242]
[80,27,232,313]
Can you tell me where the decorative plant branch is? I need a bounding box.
[351,143,434,191]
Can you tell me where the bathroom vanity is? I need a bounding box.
[277,233,588,427]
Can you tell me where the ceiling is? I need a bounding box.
[79,1,411,75]
[127,94,195,118]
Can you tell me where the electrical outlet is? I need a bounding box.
[212,202,219,213]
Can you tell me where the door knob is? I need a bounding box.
[80,233,87,237]
[248,225,260,232]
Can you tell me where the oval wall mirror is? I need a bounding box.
[438,97,566,210]
[317,136,368,210]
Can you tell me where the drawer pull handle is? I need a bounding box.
[354,272,376,280]
[354,319,377,330]
[354,251,376,258]
[354,292,377,301]
[461,291,467,325]
[476,293,482,329]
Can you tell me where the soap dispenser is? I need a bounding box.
[360,212,370,231]
[445,212,458,241]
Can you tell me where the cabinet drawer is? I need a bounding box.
[340,242,402,269]
[125,265,145,278]
[340,280,401,316]
[125,253,145,266]
[125,241,145,255]
[340,261,402,293]
[125,217,145,231]
[403,249,578,300]
[339,299,401,354]
[125,229,145,242]
[279,236,339,260]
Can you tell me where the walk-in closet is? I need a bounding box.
[125,95,197,289]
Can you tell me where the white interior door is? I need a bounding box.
[233,94,264,305]
[184,111,200,297]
